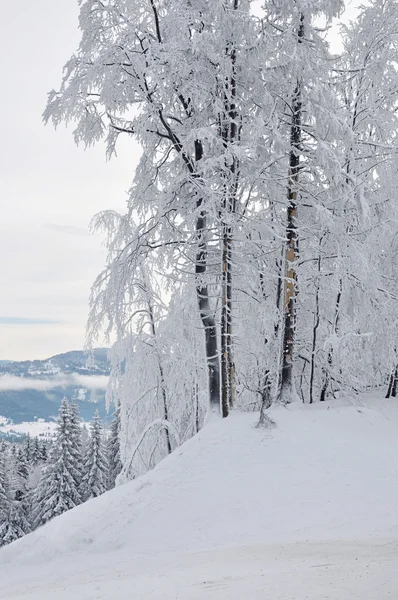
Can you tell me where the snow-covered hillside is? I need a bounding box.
[1,396,398,599]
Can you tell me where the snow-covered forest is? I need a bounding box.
[2,1,398,597]
[38,0,398,483]
[0,401,120,546]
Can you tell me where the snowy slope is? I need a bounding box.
[1,396,398,599]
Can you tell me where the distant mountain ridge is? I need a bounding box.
[0,349,110,425]
[0,348,110,377]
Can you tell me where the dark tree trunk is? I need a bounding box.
[220,2,240,418]
[386,372,394,398]
[390,366,398,397]
[320,278,342,401]
[195,141,221,414]
[309,251,321,404]
[196,210,220,413]
[194,382,200,433]
[279,14,304,403]
[221,230,234,418]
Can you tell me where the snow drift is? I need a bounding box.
[1,396,398,599]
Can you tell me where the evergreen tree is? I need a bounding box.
[0,448,29,546]
[81,425,90,452]
[24,434,32,463]
[1,502,30,546]
[31,437,43,466]
[69,400,84,493]
[33,399,82,528]
[15,448,29,501]
[0,468,11,546]
[107,404,122,490]
[0,451,9,540]
[82,412,108,501]
[40,442,48,463]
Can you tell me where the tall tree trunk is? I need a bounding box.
[196,209,220,414]
[147,4,221,416]
[386,371,394,398]
[309,249,322,404]
[221,228,234,418]
[320,278,342,401]
[195,141,221,414]
[146,289,172,455]
[279,14,304,403]
[220,0,240,418]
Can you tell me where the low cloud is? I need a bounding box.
[0,374,108,392]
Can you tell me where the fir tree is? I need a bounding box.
[33,399,82,528]
[0,449,29,546]
[15,448,29,500]
[31,438,43,466]
[0,451,9,520]
[24,434,32,463]
[81,424,90,452]
[107,404,122,490]
[69,400,84,493]
[1,502,30,546]
[0,464,11,546]
[40,442,48,463]
[82,412,108,501]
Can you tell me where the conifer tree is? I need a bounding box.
[69,400,84,493]
[15,448,29,501]
[0,452,10,545]
[1,502,30,546]
[31,438,43,466]
[107,404,122,490]
[40,442,48,463]
[33,399,82,528]
[0,449,29,546]
[82,411,108,501]
[24,434,32,464]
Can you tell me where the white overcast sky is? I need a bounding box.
[0,0,140,360]
[0,1,359,361]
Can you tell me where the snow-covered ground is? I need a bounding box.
[0,418,58,439]
[1,395,398,599]
[0,418,92,439]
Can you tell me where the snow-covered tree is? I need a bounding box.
[0,451,10,545]
[107,404,122,490]
[0,502,30,546]
[44,0,398,485]
[69,399,84,493]
[81,412,108,501]
[31,437,43,466]
[0,447,30,546]
[24,434,32,464]
[33,399,82,528]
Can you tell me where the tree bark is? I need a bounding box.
[279,14,304,403]
[387,365,398,398]
[195,141,221,414]
[320,278,342,401]
[386,371,394,398]
[220,0,240,418]
[309,250,322,404]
